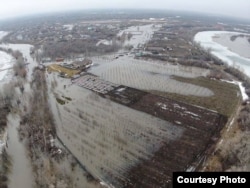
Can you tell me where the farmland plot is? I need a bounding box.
[47,75,184,187]
[47,71,226,188]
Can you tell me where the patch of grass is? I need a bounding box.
[149,76,241,117]
[56,98,65,105]
[47,64,80,77]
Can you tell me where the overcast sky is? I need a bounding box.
[0,0,249,20]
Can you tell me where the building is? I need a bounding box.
[56,58,64,62]
[72,59,92,70]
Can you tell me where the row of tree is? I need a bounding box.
[0,47,27,79]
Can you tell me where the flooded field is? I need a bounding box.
[47,68,226,187]
[47,74,183,186]
[90,57,213,96]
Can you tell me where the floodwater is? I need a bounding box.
[6,114,34,188]
[0,43,36,81]
[46,72,184,187]
[88,25,213,97]
[90,54,213,97]
[0,42,36,188]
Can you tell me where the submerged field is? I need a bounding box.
[90,57,213,97]
[47,61,229,187]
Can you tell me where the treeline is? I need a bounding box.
[230,34,250,44]
[0,149,12,188]
[0,47,27,79]
[18,68,72,187]
[238,103,250,131]
[141,54,211,69]
[230,34,247,41]
[224,66,250,97]
[41,39,122,59]
[0,105,9,133]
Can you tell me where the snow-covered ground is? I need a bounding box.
[194,31,250,77]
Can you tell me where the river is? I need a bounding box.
[6,114,34,188]
[194,31,250,77]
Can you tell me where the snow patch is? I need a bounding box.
[221,79,249,101]
[100,181,115,188]
[0,130,7,154]
[184,111,199,117]
[227,118,235,132]
[96,40,112,46]
[174,121,182,125]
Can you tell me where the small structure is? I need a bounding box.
[42,57,52,63]
[56,58,64,62]
[72,59,92,70]
[145,47,165,53]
